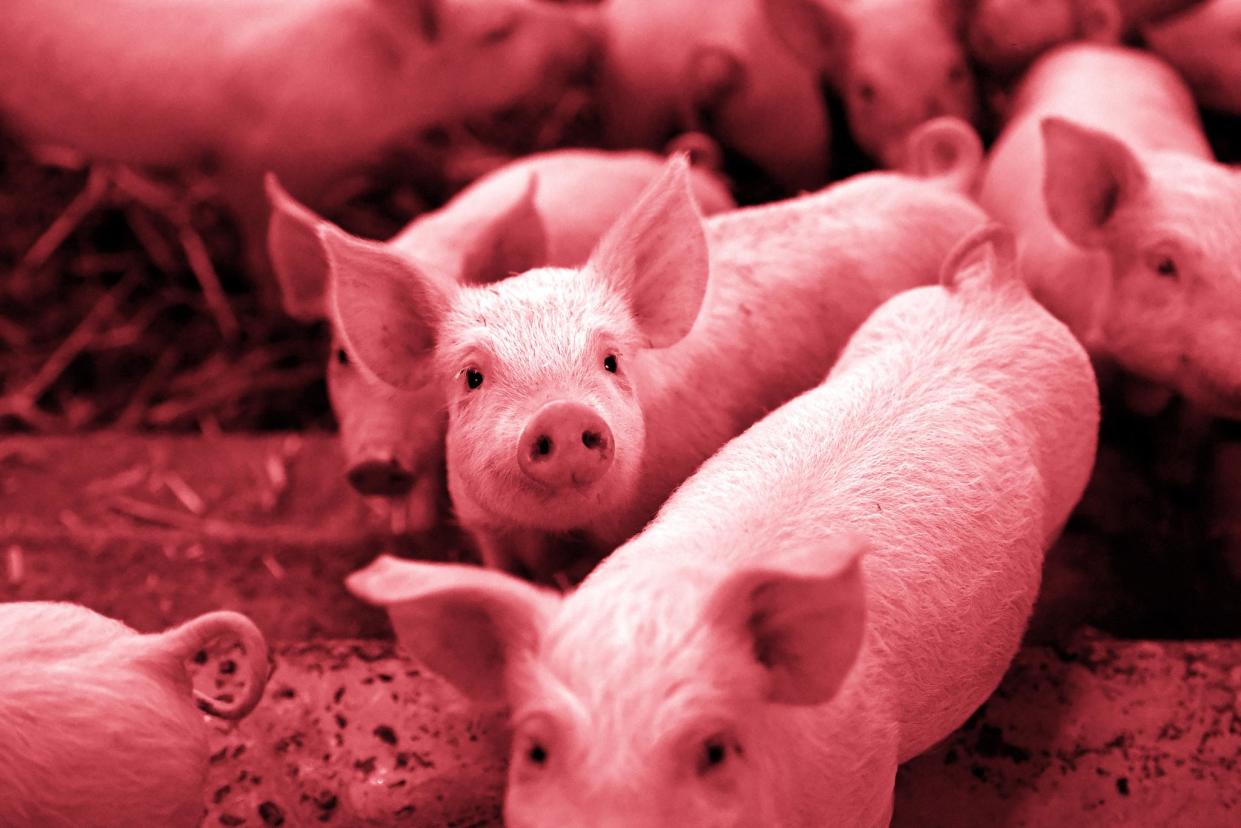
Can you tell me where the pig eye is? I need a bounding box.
[336,348,350,366]
[856,81,877,104]
[526,741,549,767]
[479,15,519,45]
[1151,255,1179,280]
[696,735,738,776]
[465,368,485,390]
[603,354,618,373]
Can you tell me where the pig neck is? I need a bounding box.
[592,176,983,549]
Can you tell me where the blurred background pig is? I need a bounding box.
[0,603,270,828]
[346,223,1099,828]
[1143,0,1241,115]
[763,0,980,168]
[329,155,986,582]
[966,0,1205,78]
[977,44,1241,419]
[267,148,735,533]
[595,0,831,194]
[0,0,600,286]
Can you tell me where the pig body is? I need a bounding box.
[977,43,1241,417]
[763,0,979,168]
[1144,0,1241,114]
[329,156,987,579]
[0,603,270,828]
[347,224,1100,827]
[0,0,597,270]
[598,0,830,192]
[967,0,1205,77]
[268,150,735,532]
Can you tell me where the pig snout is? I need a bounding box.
[347,456,417,497]
[518,401,614,490]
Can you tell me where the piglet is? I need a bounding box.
[597,0,831,193]
[966,0,1204,77]
[1144,0,1241,115]
[267,149,735,532]
[0,603,270,828]
[346,223,1100,827]
[763,0,979,168]
[329,153,986,581]
[977,43,1241,418]
[0,0,599,273]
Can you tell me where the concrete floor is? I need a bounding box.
[3,433,1239,826]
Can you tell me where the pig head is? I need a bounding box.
[1040,117,1241,418]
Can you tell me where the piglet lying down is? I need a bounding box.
[0,602,271,828]
[347,224,1100,827]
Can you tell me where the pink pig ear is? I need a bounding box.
[459,172,548,285]
[265,173,330,321]
[761,0,853,81]
[705,534,868,706]
[346,556,561,705]
[1041,117,1148,249]
[322,223,452,389]
[586,154,710,349]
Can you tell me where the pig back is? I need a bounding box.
[614,174,987,545]
[620,273,1096,761]
[1005,44,1210,156]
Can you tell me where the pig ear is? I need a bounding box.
[705,534,868,706]
[459,173,547,285]
[585,154,709,349]
[939,222,1020,290]
[346,556,561,705]
[902,116,983,194]
[1041,117,1147,249]
[1076,0,1123,42]
[322,224,451,389]
[761,0,852,79]
[265,173,330,321]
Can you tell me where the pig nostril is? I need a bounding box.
[535,436,553,457]
[582,431,603,450]
[347,460,416,497]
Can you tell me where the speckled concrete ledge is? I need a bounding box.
[193,634,1239,828]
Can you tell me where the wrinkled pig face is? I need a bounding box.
[438,268,647,531]
[327,335,446,531]
[846,16,978,168]
[1100,161,1241,417]
[393,0,598,118]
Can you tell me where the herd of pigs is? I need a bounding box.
[2,0,1241,825]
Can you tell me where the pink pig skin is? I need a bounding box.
[345,224,1100,828]
[598,0,830,192]
[0,603,270,828]
[329,154,987,581]
[762,0,979,169]
[967,0,1205,77]
[1144,0,1241,115]
[267,150,735,533]
[977,43,1241,419]
[0,0,598,273]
